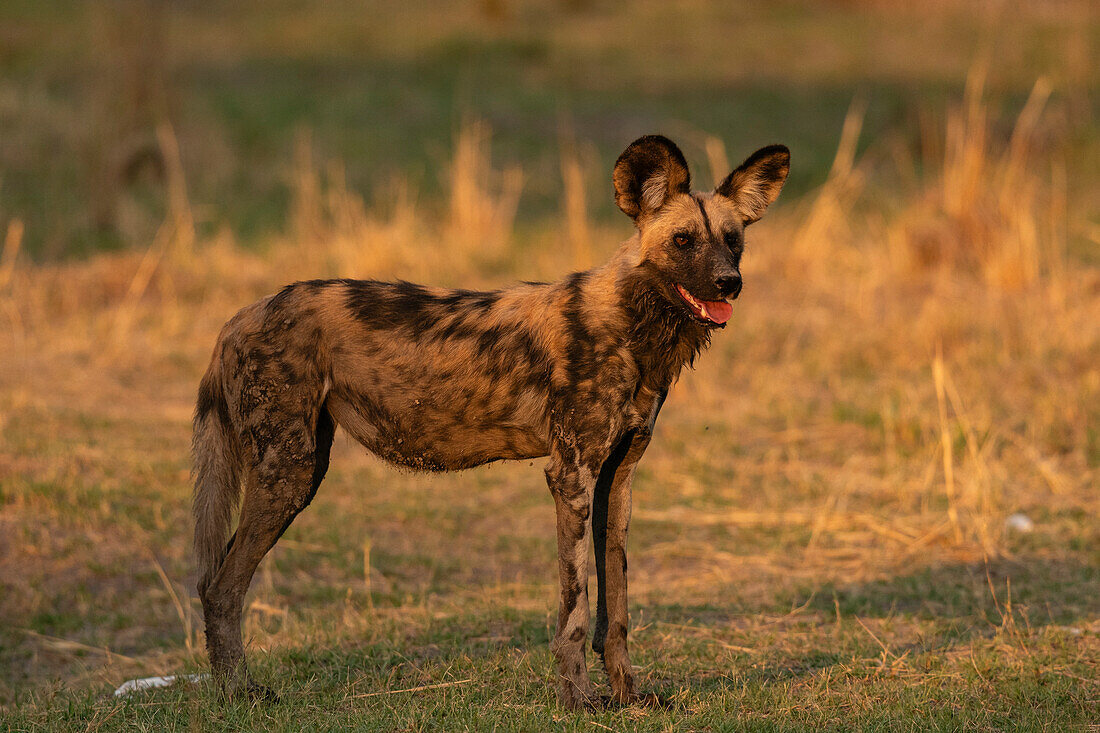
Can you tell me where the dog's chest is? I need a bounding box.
[593,359,666,438]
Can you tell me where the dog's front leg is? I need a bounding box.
[545,441,601,710]
[592,429,651,704]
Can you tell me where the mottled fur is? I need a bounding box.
[192,135,789,708]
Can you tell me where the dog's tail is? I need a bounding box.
[191,350,241,599]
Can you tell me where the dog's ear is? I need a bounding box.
[715,145,790,225]
[613,135,691,221]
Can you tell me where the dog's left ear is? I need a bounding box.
[715,145,790,225]
[613,135,692,221]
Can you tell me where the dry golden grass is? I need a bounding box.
[0,78,1096,723]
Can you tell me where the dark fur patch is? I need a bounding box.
[344,280,505,339]
[310,407,335,495]
[196,371,233,430]
[693,194,714,241]
[196,373,219,422]
[561,271,594,385]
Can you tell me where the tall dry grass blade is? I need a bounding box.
[942,370,997,552]
[788,95,867,274]
[703,135,730,189]
[828,96,868,182]
[882,396,898,472]
[290,129,325,247]
[1001,432,1070,496]
[363,538,374,610]
[996,77,1052,290]
[109,121,194,346]
[19,629,139,665]
[348,678,473,699]
[1046,158,1068,305]
[157,122,195,259]
[110,223,170,345]
[855,616,899,663]
[943,62,987,221]
[560,145,591,269]
[149,553,193,656]
[1001,78,1052,197]
[0,219,26,357]
[447,121,523,256]
[0,218,23,291]
[933,344,963,544]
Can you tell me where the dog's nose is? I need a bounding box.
[715,273,742,299]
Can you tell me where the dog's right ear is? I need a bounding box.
[613,135,691,221]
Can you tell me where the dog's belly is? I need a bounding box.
[326,392,549,471]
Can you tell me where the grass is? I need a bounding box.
[3,607,1095,731]
[2,0,1099,730]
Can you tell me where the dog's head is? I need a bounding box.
[614,135,789,327]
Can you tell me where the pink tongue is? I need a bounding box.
[702,298,733,324]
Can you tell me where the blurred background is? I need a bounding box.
[0,0,1097,727]
[3,0,1096,259]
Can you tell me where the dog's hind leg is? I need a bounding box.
[200,405,335,700]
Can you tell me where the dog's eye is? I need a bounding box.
[673,233,692,248]
[724,231,741,250]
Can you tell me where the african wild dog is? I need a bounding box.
[192,135,789,709]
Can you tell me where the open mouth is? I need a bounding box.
[674,284,733,326]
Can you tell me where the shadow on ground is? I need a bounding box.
[268,551,1097,691]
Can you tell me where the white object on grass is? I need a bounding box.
[1004,513,1034,533]
[113,674,208,697]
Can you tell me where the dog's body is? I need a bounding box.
[193,135,789,708]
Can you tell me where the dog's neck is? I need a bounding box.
[603,239,712,392]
